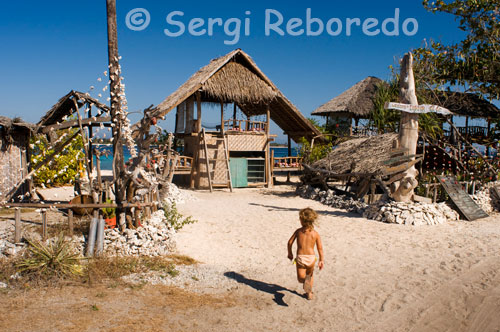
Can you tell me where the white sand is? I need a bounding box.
[174,185,500,332]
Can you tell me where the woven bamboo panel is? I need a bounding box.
[227,133,266,151]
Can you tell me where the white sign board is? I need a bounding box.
[384,102,453,115]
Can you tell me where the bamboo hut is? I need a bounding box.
[153,49,323,189]
[0,117,35,202]
[311,76,386,136]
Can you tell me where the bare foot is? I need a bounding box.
[306,292,314,300]
[304,274,312,293]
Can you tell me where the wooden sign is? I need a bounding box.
[385,102,453,115]
[436,175,489,221]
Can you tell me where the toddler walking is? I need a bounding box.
[287,207,324,300]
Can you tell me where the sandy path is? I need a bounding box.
[175,186,500,332]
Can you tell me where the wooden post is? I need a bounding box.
[106,0,126,229]
[392,53,419,202]
[233,103,237,128]
[287,135,292,182]
[271,149,275,186]
[88,104,93,171]
[196,92,202,133]
[68,209,74,236]
[265,105,272,188]
[433,187,438,203]
[220,101,225,135]
[41,209,47,240]
[14,208,21,243]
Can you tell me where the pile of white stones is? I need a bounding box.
[73,210,176,256]
[297,184,462,225]
[162,183,197,205]
[296,185,368,213]
[362,200,460,225]
[471,181,500,214]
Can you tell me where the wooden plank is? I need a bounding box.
[436,175,489,221]
[389,147,409,156]
[2,202,156,208]
[380,158,422,176]
[385,102,453,115]
[382,154,421,166]
[384,172,406,186]
[41,116,111,134]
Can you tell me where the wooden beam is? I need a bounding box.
[41,117,111,134]
[220,102,225,135]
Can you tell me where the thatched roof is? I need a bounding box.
[37,90,110,132]
[0,116,35,133]
[432,91,500,119]
[0,116,35,146]
[154,49,322,142]
[312,76,386,117]
[312,133,398,175]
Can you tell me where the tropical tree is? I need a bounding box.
[413,0,500,99]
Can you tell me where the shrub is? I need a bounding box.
[162,202,197,231]
[16,233,83,277]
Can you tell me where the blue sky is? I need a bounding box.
[0,0,474,143]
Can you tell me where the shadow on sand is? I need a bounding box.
[248,203,363,219]
[224,271,303,306]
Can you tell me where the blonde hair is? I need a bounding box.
[299,207,318,229]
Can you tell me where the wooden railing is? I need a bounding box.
[444,126,489,137]
[271,156,303,172]
[223,119,267,132]
[174,156,193,174]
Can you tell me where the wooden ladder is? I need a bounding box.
[201,129,233,192]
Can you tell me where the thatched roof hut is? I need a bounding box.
[431,91,500,119]
[154,49,322,142]
[312,76,385,118]
[312,133,398,175]
[37,90,110,133]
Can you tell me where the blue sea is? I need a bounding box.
[95,145,299,170]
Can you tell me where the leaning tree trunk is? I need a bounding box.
[392,53,419,202]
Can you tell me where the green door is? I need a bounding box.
[230,158,248,188]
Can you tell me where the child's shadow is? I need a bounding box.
[224,271,303,306]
